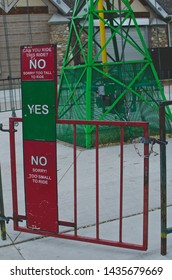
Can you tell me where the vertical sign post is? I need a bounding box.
[21,45,58,232]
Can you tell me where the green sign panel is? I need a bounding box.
[22,81,56,141]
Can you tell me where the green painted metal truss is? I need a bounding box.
[58,0,172,147]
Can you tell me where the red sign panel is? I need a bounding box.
[23,140,58,232]
[21,45,56,81]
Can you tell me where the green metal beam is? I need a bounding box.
[57,0,172,147]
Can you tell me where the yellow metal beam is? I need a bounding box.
[98,0,108,63]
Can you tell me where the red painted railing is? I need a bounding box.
[9,117,149,251]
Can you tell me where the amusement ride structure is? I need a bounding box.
[57,0,172,147]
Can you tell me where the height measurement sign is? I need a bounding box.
[21,45,58,233]
[23,140,57,232]
[21,45,55,81]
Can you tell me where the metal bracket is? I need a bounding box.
[0,215,23,224]
[0,123,10,132]
[0,123,18,133]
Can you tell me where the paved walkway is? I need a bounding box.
[0,111,172,260]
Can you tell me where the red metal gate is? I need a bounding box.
[9,117,149,251]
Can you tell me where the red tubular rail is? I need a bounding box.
[95,125,99,240]
[73,124,77,236]
[9,117,149,251]
[119,126,124,243]
[9,117,22,230]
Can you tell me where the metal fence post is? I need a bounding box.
[159,102,167,255]
[159,101,172,255]
[0,163,6,240]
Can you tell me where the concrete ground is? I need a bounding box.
[0,111,172,260]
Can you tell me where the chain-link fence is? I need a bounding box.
[0,78,21,113]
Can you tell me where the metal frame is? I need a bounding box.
[0,78,21,112]
[0,163,6,240]
[58,0,171,148]
[9,117,149,251]
[159,101,172,255]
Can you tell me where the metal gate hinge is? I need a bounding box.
[0,215,23,224]
[0,123,10,132]
[0,123,18,133]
